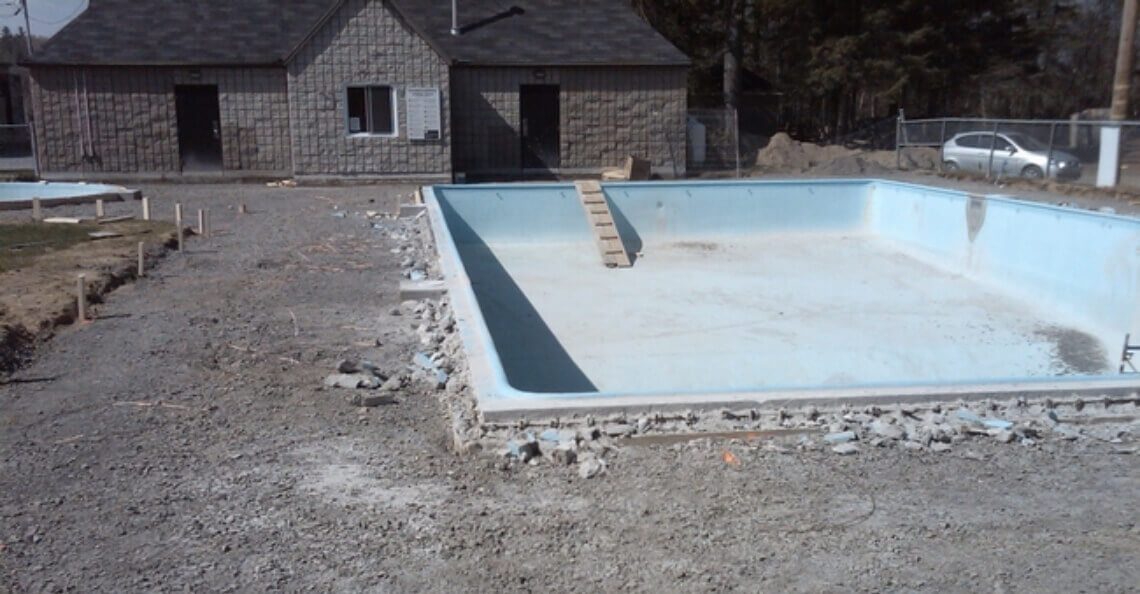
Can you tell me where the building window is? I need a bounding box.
[346,85,396,136]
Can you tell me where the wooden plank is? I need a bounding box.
[98,215,135,224]
[574,180,631,268]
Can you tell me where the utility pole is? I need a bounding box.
[19,0,32,55]
[1098,0,1139,187]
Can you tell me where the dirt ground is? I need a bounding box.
[2,181,1139,592]
[0,218,176,373]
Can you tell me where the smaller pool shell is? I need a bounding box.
[0,181,141,210]
[425,179,1140,419]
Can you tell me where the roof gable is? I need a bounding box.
[389,0,689,66]
[30,0,337,66]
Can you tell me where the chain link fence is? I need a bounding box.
[686,107,740,177]
[898,115,1140,188]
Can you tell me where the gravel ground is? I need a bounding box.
[2,181,1139,592]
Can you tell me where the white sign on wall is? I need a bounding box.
[406,87,442,140]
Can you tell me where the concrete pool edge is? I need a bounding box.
[424,179,1140,421]
[472,378,1140,421]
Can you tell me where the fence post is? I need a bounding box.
[733,106,741,179]
[1046,122,1057,179]
[76,274,86,322]
[28,122,40,180]
[987,121,1000,179]
[938,120,947,172]
[895,109,904,169]
[175,203,184,252]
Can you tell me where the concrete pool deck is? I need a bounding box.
[426,179,1140,419]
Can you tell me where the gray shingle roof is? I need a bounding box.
[30,0,337,65]
[30,0,688,68]
[390,0,689,66]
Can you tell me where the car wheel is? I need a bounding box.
[943,161,959,172]
[1022,165,1044,179]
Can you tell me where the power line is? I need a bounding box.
[0,0,19,19]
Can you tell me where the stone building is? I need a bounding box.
[25,0,689,180]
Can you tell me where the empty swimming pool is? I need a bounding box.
[424,179,1140,418]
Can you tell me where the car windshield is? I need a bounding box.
[1004,133,1047,151]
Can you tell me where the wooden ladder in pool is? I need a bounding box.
[574,180,631,268]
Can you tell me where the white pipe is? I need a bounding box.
[72,69,83,160]
[82,70,94,156]
[451,0,459,35]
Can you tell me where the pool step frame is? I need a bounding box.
[574,180,631,268]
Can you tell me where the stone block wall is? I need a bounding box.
[451,66,687,176]
[287,0,450,177]
[29,66,291,175]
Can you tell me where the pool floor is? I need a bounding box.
[472,230,1109,394]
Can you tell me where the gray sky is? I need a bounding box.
[0,0,86,38]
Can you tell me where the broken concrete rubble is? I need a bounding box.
[550,445,578,466]
[412,352,448,388]
[831,443,859,456]
[350,393,396,407]
[506,437,541,463]
[336,359,382,376]
[823,431,856,445]
[577,453,606,479]
[869,419,906,440]
[323,373,381,390]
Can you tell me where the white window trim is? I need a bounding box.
[344,84,399,138]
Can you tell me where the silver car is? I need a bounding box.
[941,131,1082,180]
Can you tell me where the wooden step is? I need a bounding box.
[574,180,631,268]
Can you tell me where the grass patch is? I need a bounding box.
[0,220,176,272]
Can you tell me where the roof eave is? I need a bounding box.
[25,60,286,68]
[452,59,690,68]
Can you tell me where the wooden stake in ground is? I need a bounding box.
[238,202,247,215]
[197,208,205,235]
[76,274,86,321]
[137,242,145,277]
[174,203,184,252]
[32,197,42,222]
[142,197,151,221]
[95,199,104,218]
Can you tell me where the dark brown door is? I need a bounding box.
[520,84,560,170]
[175,85,222,171]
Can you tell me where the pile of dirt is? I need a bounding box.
[811,154,893,176]
[754,133,852,173]
[898,146,941,170]
[0,321,34,374]
[753,132,941,176]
